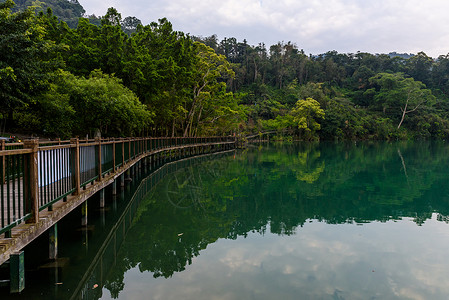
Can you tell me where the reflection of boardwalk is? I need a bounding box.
[70,150,235,300]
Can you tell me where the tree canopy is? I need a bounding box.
[3,1,449,140]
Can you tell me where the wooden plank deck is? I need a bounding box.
[0,162,128,265]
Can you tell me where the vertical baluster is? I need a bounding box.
[42,150,46,207]
[52,149,56,205]
[17,155,22,220]
[1,153,4,229]
[62,148,66,197]
[7,156,11,228]
[60,148,64,197]
[46,150,50,207]
[58,148,62,198]
[12,155,16,222]
[48,149,52,206]
[1,140,5,184]
[38,151,42,208]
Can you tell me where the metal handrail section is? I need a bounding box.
[0,136,236,236]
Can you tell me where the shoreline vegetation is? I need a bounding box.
[2,0,449,140]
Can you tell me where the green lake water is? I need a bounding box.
[3,141,449,299]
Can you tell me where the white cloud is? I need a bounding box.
[78,0,449,57]
[101,216,449,300]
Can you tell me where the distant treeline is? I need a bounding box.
[193,35,449,140]
[2,0,449,140]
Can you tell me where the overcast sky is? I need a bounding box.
[78,0,449,57]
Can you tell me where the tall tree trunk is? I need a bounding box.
[397,102,408,129]
[253,57,258,82]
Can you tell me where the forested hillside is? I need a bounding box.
[11,0,85,27]
[1,1,243,137]
[2,0,449,140]
[192,36,449,139]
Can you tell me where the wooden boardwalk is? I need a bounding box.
[0,138,236,268]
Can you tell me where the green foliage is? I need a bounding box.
[291,98,325,139]
[369,72,435,129]
[259,97,325,140]
[61,70,153,137]
[183,42,238,136]
[17,69,153,137]
[320,98,366,139]
[21,74,75,137]
[60,17,102,76]
[196,34,449,139]
[3,0,449,139]
[0,0,60,128]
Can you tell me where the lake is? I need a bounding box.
[3,141,449,299]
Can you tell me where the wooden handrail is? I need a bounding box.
[1,135,237,238]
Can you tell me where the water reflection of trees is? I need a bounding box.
[104,141,449,298]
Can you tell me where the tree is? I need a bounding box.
[126,18,197,136]
[369,73,435,129]
[431,54,449,97]
[183,42,236,137]
[405,51,433,86]
[0,0,60,129]
[60,17,102,76]
[291,98,325,139]
[20,72,76,138]
[101,7,121,26]
[61,70,153,136]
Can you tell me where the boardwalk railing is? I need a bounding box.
[0,137,235,237]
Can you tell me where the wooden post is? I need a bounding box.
[134,139,136,157]
[96,137,102,181]
[70,138,81,196]
[24,139,39,224]
[1,140,5,184]
[112,141,116,172]
[121,140,125,167]
[10,251,25,293]
[49,224,58,260]
[140,138,143,155]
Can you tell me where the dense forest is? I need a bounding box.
[2,0,449,139]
